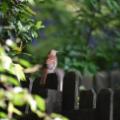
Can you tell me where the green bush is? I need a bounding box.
[0,0,68,120]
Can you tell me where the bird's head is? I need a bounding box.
[49,49,64,56]
[49,49,58,56]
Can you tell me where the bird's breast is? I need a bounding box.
[46,56,57,73]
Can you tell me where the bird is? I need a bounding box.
[40,49,58,85]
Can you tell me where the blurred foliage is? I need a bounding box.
[0,0,68,120]
[0,0,44,44]
[0,43,47,119]
[28,0,120,74]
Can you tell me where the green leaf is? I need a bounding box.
[1,56,12,70]
[1,1,8,14]
[19,59,32,67]
[13,107,22,116]
[0,100,6,108]
[17,21,26,32]
[51,113,69,120]
[5,91,13,100]
[34,95,45,111]
[26,94,37,111]
[0,90,5,99]
[12,93,26,106]
[25,6,36,15]
[13,64,26,81]
[35,21,44,29]
[0,112,7,118]
[8,102,22,116]
[31,31,38,38]
[8,102,14,115]
[8,77,20,86]
[27,0,35,5]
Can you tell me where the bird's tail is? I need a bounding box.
[40,69,48,85]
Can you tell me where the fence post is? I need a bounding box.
[110,70,120,89]
[45,73,58,90]
[46,89,62,114]
[79,89,96,109]
[96,89,113,120]
[55,68,64,92]
[82,73,94,90]
[32,73,62,114]
[113,89,120,120]
[62,70,82,111]
[94,71,110,93]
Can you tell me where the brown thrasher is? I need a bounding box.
[40,49,58,85]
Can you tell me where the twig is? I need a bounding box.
[24,64,42,73]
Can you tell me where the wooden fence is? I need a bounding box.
[18,69,120,120]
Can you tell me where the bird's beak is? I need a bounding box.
[57,51,65,54]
